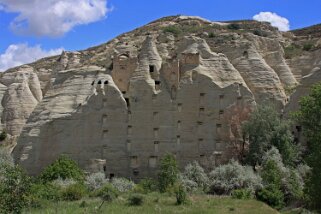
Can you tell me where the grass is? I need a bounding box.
[24,193,279,214]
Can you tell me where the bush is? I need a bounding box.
[231,189,253,199]
[97,183,119,202]
[40,155,84,182]
[257,187,284,209]
[182,161,209,191]
[209,32,215,38]
[253,30,267,37]
[180,176,198,192]
[0,130,7,141]
[30,183,61,201]
[0,164,31,213]
[227,23,241,30]
[209,160,262,195]
[158,153,179,192]
[86,172,108,191]
[138,178,158,193]
[61,183,86,201]
[303,43,313,51]
[111,177,135,193]
[128,193,144,206]
[174,183,188,205]
[163,25,182,36]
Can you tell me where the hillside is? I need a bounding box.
[0,15,319,178]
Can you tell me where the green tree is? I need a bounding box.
[158,153,179,192]
[0,164,31,214]
[40,155,84,182]
[242,105,298,167]
[257,159,284,209]
[295,82,321,210]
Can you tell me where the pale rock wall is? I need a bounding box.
[14,36,256,179]
[0,66,42,136]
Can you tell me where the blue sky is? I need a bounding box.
[1,0,321,71]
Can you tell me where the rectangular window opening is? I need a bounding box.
[149,65,155,73]
[125,98,130,107]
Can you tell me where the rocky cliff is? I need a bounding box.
[0,16,319,178]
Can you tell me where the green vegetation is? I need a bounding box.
[0,164,31,213]
[208,32,215,38]
[242,105,299,167]
[295,82,321,211]
[61,183,87,201]
[231,189,253,200]
[158,153,179,192]
[128,193,144,206]
[227,23,241,30]
[257,159,285,209]
[40,155,85,182]
[284,44,302,59]
[253,29,267,37]
[162,25,182,36]
[23,194,278,214]
[174,183,188,205]
[303,43,314,51]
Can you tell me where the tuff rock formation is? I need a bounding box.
[0,16,319,179]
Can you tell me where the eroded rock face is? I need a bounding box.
[0,66,42,137]
[0,15,317,178]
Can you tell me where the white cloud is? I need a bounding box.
[0,44,63,72]
[253,12,290,31]
[0,0,110,37]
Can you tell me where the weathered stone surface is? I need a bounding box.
[0,15,317,178]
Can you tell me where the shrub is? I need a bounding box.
[0,164,31,213]
[111,177,135,193]
[253,30,267,37]
[227,23,241,30]
[61,183,86,201]
[303,43,313,51]
[174,183,188,205]
[128,193,144,206]
[209,160,262,195]
[40,155,84,182]
[180,176,198,192]
[97,183,119,202]
[163,25,182,36]
[86,172,108,191]
[209,32,215,38]
[0,130,7,141]
[231,189,253,199]
[138,178,158,193]
[158,153,179,192]
[284,44,302,59]
[30,183,61,201]
[182,161,209,191]
[257,187,285,209]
